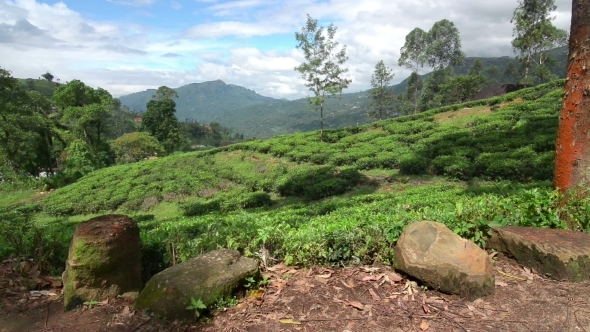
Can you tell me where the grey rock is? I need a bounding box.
[135,249,259,320]
[395,221,494,300]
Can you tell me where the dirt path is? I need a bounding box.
[1,256,589,332]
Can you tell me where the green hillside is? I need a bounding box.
[17,78,61,98]
[4,79,588,277]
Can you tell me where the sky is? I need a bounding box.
[0,0,573,99]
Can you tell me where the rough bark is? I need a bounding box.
[554,0,590,222]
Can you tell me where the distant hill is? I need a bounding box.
[117,80,279,121]
[116,47,569,138]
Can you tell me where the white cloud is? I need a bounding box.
[170,0,181,10]
[106,0,158,7]
[0,0,574,100]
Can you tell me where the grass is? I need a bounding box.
[2,79,589,277]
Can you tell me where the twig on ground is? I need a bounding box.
[44,303,49,328]
[495,268,528,281]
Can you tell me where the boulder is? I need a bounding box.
[63,214,142,311]
[135,249,259,320]
[395,221,494,300]
[488,226,590,282]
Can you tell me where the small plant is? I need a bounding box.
[244,276,256,289]
[83,300,99,309]
[186,297,207,319]
[215,297,239,310]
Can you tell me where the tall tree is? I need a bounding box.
[554,0,590,229]
[294,14,351,141]
[468,59,485,76]
[368,60,396,121]
[398,28,428,113]
[425,19,466,70]
[511,0,568,86]
[485,65,502,85]
[142,96,182,153]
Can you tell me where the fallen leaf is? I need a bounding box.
[341,280,353,288]
[422,304,431,313]
[316,273,332,279]
[268,263,288,272]
[369,288,381,301]
[333,286,343,292]
[420,320,430,331]
[120,306,133,318]
[362,275,383,282]
[488,252,498,260]
[344,300,364,310]
[314,275,329,284]
[279,319,301,325]
[362,267,381,273]
[467,305,475,311]
[495,280,508,287]
[388,272,403,283]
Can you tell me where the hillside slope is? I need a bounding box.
[7,79,590,283]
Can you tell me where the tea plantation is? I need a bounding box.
[2,79,589,278]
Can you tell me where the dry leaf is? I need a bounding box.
[333,286,343,292]
[495,280,508,287]
[120,306,133,318]
[344,300,364,310]
[341,280,353,288]
[420,320,430,331]
[268,263,287,272]
[316,273,332,279]
[314,276,329,284]
[347,278,357,288]
[362,275,383,282]
[362,267,381,273]
[368,288,381,301]
[467,305,475,311]
[279,319,301,325]
[388,272,403,283]
[422,304,431,313]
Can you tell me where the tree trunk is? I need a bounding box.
[554,0,590,228]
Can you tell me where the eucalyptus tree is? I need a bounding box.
[554,0,590,229]
[425,19,465,70]
[368,60,396,121]
[294,14,351,141]
[511,0,568,86]
[398,28,427,113]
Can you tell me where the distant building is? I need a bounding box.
[134,117,142,122]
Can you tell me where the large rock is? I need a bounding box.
[135,249,259,320]
[63,214,142,311]
[488,226,590,282]
[395,221,494,300]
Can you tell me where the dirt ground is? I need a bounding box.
[1,255,589,332]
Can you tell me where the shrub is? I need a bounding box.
[276,166,362,200]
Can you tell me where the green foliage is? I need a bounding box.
[180,190,272,216]
[186,297,207,319]
[111,132,165,164]
[142,99,183,153]
[276,166,362,200]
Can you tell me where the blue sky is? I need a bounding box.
[0,0,572,99]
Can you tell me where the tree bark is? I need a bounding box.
[554,0,590,228]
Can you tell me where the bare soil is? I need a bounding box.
[1,255,589,332]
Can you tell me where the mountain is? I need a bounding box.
[118,48,569,138]
[117,80,279,121]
